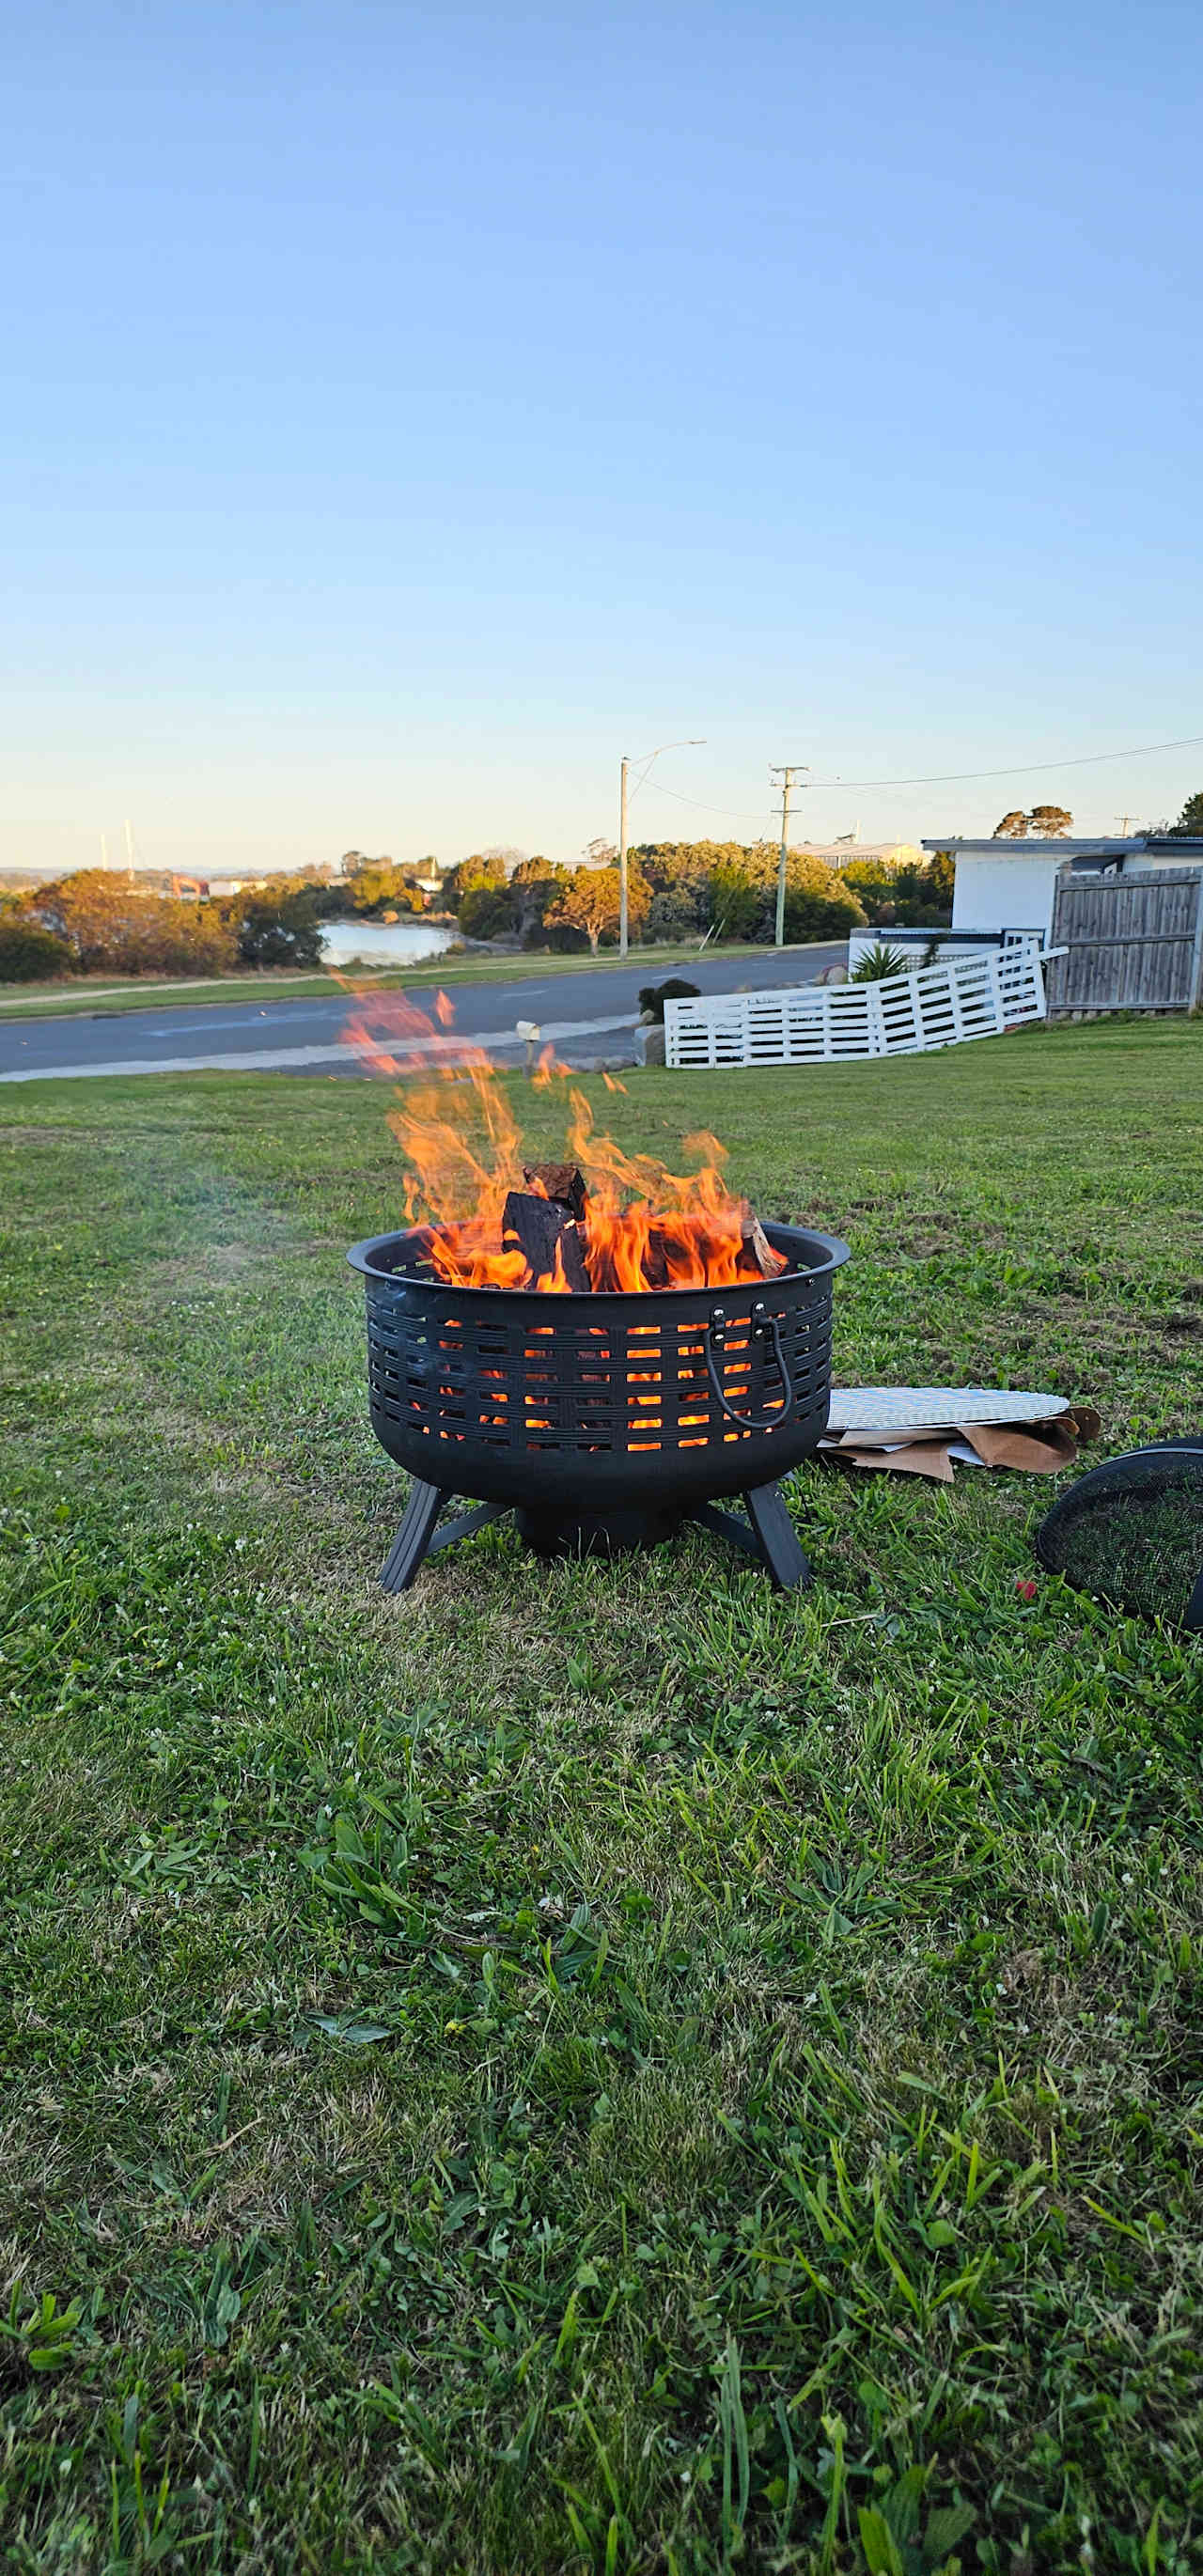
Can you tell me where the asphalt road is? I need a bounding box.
[0,945,845,1082]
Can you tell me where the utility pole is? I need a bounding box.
[770,763,809,947]
[618,756,630,957]
[617,738,705,955]
[1114,815,1137,835]
[124,818,136,882]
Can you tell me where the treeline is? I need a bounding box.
[0,855,444,981]
[443,841,953,950]
[0,871,331,982]
[0,837,958,982]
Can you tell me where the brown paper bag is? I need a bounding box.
[835,1440,957,1482]
[959,1418,1079,1474]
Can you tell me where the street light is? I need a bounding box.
[617,739,706,956]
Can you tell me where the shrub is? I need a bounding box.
[638,976,701,1024]
[0,920,73,982]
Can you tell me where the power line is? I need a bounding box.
[635,727,1203,825]
[805,730,1203,789]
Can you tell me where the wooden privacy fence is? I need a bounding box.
[1045,866,1203,1017]
[664,943,1050,1068]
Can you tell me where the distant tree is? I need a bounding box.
[993,805,1071,839]
[838,857,897,907]
[444,852,508,913]
[234,890,324,969]
[458,882,516,940]
[838,852,951,929]
[345,861,425,916]
[777,853,866,944]
[543,863,648,954]
[927,849,956,906]
[631,845,709,941]
[646,883,707,941]
[510,855,565,945]
[1172,788,1203,835]
[633,840,763,942]
[581,838,617,868]
[708,858,763,943]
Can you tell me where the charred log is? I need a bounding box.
[522,1162,588,1223]
[502,1191,591,1291]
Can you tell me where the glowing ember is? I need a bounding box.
[341,984,786,1296]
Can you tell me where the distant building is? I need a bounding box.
[922,834,1203,945]
[801,840,925,871]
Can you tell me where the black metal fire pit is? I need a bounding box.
[348,1223,850,1592]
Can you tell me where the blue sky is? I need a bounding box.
[3,0,1200,874]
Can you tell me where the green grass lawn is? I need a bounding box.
[0,941,828,1020]
[2,1021,1202,2574]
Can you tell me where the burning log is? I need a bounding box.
[742,1215,789,1278]
[502,1191,591,1291]
[523,1162,588,1222]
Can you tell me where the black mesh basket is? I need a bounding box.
[1036,1442,1203,1631]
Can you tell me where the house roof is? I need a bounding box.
[921,835,1203,859]
[921,837,1147,857]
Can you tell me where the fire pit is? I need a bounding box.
[349,1222,849,1592]
[340,982,850,1592]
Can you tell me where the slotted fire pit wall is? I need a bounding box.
[348,1223,850,1592]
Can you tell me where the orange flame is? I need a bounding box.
[341,983,779,1295]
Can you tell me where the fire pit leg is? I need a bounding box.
[693,1481,810,1592]
[380,1480,445,1591]
[379,1482,505,1592]
[743,1482,809,1590]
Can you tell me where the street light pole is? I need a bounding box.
[618,738,706,956]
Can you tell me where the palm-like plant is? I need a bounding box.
[850,942,909,982]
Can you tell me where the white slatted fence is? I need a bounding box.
[664,944,1051,1069]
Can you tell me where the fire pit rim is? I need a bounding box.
[347,1221,851,1306]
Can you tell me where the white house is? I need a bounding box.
[921,835,1201,945]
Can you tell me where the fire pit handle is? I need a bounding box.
[705,1301,796,1431]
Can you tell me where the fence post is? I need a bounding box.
[1190,878,1203,1016]
[986,948,1006,1035]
